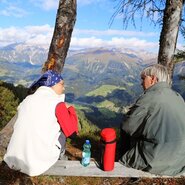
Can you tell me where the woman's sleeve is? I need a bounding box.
[55,102,78,138]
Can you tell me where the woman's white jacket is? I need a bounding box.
[4,86,65,176]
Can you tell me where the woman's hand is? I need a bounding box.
[65,103,72,108]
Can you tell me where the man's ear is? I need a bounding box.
[151,75,158,84]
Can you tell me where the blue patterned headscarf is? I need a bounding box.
[29,70,63,90]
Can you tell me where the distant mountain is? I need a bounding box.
[0,44,157,90]
[0,43,48,65]
[1,43,185,128]
[0,61,41,86]
[63,47,148,96]
[0,43,156,65]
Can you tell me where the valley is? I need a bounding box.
[0,44,185,128]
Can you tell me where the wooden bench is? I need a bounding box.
[44,160,165,177]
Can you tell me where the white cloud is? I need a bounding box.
[26,34,52,45]
[176,43,185,51]
[71,29,158,52]
[72,37,104,48]
[0,25,53,47]
[30,0,58,10]
[0,26,158,52]
[71,36,158,52]
[25,25,54,35]
[110,37,157,49]
[0,27,26,44]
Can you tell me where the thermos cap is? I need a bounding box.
[100,128,116,142]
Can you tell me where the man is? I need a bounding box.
[120,64,185,176]
[4,70,78,176]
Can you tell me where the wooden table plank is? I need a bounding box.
[44,161,162,177]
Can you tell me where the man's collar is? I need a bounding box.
[144,82,170,93]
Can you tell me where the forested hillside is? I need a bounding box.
[0,81,27,129]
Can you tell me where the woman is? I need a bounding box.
[4,70,78,176]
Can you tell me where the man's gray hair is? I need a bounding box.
[141,64,171,84]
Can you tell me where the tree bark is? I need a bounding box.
[158,0,184,78]
[42,0,77,73]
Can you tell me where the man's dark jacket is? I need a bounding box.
[121,82,185,176]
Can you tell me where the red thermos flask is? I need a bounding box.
[100,128,116,171]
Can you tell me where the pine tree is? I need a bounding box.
[0,86,18,129]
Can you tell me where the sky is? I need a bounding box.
[0,0,184,53]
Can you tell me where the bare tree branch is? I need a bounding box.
[110,0,165,28]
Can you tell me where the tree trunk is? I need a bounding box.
[0,0,77,155]
[158,0,184,78]
[42,0,77,73]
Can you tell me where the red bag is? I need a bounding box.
[100,128,116,171]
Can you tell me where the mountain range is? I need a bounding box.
[0,43,157,89]
[0,43,184,128]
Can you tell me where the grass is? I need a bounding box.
[74,104,92,112]
[96,100,120,112]
[86,85,125,97]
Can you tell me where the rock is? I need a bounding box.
[0,114,17,155]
